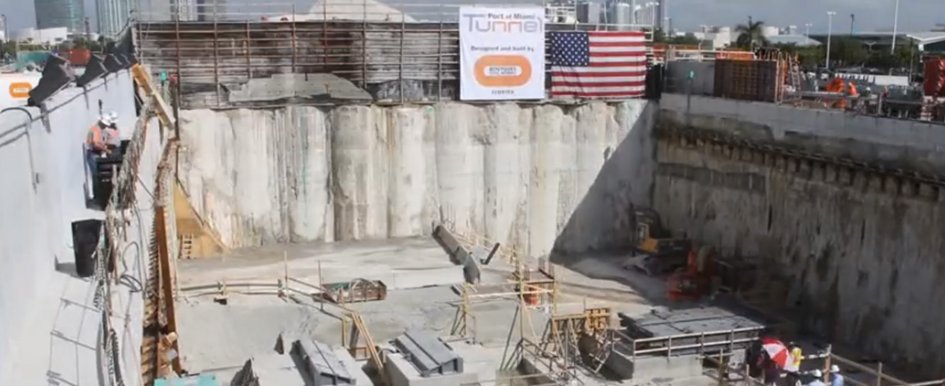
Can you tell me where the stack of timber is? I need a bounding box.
[713,58,784,103]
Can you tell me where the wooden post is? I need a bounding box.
[283,250,288,291]
[875,362,883,386]
[436,4,443,101]
[824,344,833,377]
[717,352,724,386]
[213,20,220,107]
[399,12,406,103]
[245,22,252,81]
[361,0,367,88]
[155,203,182,373]
[291,5,297,74]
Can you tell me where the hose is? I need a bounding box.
[0,107,38,191]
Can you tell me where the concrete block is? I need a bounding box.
[632,355,703,380]
[386,353,478,386]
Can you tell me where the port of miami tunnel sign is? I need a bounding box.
[459,7,545,100]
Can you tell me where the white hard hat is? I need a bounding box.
[811,369,823,378]
[99,115,113,126]
[830,365,840,373]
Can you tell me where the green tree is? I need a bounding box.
[829,37,868,67]
[735,19,770,49]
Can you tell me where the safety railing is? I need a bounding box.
[608,327,764,359]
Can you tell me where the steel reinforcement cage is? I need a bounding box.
[134,0,655,107]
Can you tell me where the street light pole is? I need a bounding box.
[826,11,836,70]
[651,2,659,28]
[891,0,900,54]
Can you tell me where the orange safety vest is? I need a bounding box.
[87,124,106,151]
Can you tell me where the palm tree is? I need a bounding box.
[735,18,770,49]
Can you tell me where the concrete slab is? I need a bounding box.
[386,352,478,386]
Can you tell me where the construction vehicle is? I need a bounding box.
[667,246,717,300]
[624,208,692,276]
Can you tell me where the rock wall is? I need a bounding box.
[178,100,656,256]
[653,95,945,378]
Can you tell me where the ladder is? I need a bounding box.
[179,234,194,260]
[589,331,614,373]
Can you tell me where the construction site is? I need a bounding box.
[3,0,945,386]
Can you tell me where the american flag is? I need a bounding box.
[550,31,647,98]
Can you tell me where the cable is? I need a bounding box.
[0,107,39,191]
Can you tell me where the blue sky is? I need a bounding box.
[1,0,942,34]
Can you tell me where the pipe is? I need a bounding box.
[0,107,38,191]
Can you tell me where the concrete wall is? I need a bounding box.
[178,100,657,257]
[0,71,143,384]
[654,94,945,377]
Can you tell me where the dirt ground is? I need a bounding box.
[174,237,713,385]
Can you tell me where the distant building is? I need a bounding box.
[13,27,70,45]
[34,0,85,32]
[96,0,135,36]
[694,26,734,50]
[139,0,199,21]
[263,0,413,23]
[767,35,821,47]
[195,0,226,21]
[808,32,945,53]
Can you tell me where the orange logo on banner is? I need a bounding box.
[9,82,32,99]
[474,55,532,87]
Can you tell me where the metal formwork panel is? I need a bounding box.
[393,329,463,377]
[620,307,766,357]
[291,338,356,385]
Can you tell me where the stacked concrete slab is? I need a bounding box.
[386,330,476,386]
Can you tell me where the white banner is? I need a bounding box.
[459,7,545,100]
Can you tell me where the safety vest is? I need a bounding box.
[87,124,106,151]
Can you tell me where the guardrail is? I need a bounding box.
[609,327,764,359]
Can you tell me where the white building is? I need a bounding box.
[694,26,734,50]
[96,0,135,37]
[12,27,69,45]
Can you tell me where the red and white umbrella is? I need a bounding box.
[762,338,798,372]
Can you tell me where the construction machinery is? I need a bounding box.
[666,246,718,300]
[624,208,692,276]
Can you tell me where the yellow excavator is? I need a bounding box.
[625,208,692,276]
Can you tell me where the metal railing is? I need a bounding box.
[608,327,764,359]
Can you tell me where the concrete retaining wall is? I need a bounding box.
[0,71,143,384]
[178,100,657,257]
[654,94,945,378]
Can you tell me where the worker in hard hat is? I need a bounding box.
[829,365,844,386]
[86,114,113,155]
[104,111,121,149]
[807,370,826,386]
[786,343,804,386]
[85,114,114,201]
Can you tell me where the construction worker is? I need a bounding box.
[104,111,121,148]
[763,360,781,386]
[808,370,826,386]
[829,365,844,386]
[85,115,114,201]
[86,114,112,154]
[787,343,804,385]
